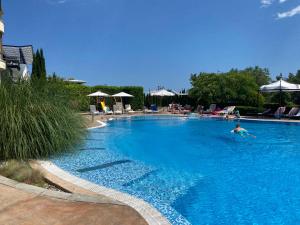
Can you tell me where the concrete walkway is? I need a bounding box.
[0,176,147,225]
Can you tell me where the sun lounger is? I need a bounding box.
[203,104,216,114]
[274,107,286,119]
[125,104,135,113]
[100,101,113,115]
[215,106,236,116]
[284,107,299,118]
[289,109,300,119]
[196,105,204,114]
[144,104,159,113]
[113,105,122,115]
[104,106,113,115]
[90,105,100,115]
[257,108,272,117]
[181,105,192,114]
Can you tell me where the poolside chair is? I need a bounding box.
[125,104,135,114]
[114,102,124,113]
[171,104,181,114]
[168,104,173,112]
[144,104,159,113]
[274,107,286,119]
[103,106,113,115]
[285,107,299,118]
[181,105,192,114]
[289,109,300,119]
[257,108,272,118]
[113,104,122,115]
[196,105,204,114]
[204,104,216,114]
[150,104,159,113]
[90,105,100,115]
[216,106,236,116]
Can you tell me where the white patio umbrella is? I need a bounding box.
[112,92,134,109]
[260,79,300,105]
[150,89,175,97]
[87,91,110,111]
[112,92,134,98]
[87,91,110,97]
[149,89,175,107]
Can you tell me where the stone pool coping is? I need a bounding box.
[0,174,120,205]
[39,118,171,225]
[239,116,300,123]
[38,160,171,225]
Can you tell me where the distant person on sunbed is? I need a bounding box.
[232,124,256,138]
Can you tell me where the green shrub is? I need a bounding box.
[64,83,91,111]
[236,106,265,115]
[0,82,86,160]
[0,160,45,186]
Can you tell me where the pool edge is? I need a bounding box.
[37,160,171,225]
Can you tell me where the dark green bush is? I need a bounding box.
[0,82,86,160]
[236,106,265,115]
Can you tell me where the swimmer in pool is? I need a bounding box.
[232,124,256,138]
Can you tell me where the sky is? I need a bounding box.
[3,0,300,90]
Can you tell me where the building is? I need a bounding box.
[0,0,34,82]
[0,0,6,73]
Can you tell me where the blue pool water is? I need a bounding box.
[51,116,300,224]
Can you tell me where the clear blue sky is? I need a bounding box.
[3,0,300,90]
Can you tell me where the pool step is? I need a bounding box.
[124,169,203,206]
[77,160,156,189]
[122,170,158,187]
[77,160,132,173]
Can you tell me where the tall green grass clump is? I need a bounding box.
[0,81,86,160]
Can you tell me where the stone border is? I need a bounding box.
[0,175,122,205]
[88,120,108,130]
[239,117,300,123]
[38,161,171,225]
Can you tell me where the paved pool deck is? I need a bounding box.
[0,175,147,225]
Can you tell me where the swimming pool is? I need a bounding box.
[51,116,300,224]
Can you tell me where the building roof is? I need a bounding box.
[3,45,34,65]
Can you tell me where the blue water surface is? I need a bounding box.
[51,116,300,225]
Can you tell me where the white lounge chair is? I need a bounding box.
[274,107,286,119]
[90,105,100,115]
[204,104,216,114]
[285,107,299,118]
[103,106,113,115]
[113,104,122,115]
[216,106,236,116]
[291,110,300,119]
[125,104,135,113]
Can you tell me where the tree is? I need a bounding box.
[31,49,47,81]
[189,69,264,107]
[287,70,300,105]
[242,66,271,87]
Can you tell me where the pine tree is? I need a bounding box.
[31,49,47,81]
[40,49,46,80]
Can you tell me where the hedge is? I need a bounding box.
[236,106,265,116]
[64,84,144,111]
